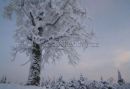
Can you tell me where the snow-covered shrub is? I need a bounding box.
[39,75,130,89]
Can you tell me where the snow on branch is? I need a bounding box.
[4,0,94,65]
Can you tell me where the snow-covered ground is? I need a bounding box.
[0,84,44,89]
[0,83,130,89]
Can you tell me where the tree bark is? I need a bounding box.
[27,42,42,86]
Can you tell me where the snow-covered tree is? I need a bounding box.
[117,70,125,85]
[4,0,93,86]
[107,77,114,84]
[100,76,103,82]
[0,76,7,84]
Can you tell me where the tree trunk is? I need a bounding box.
[27,42,42,86]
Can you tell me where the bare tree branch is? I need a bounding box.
[21,0,36,26]
[30,12,36,26]
[41,35,67,45]
[21,59,31,66]
[46,12,65,26]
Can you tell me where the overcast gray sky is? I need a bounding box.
[0,0,130,83]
